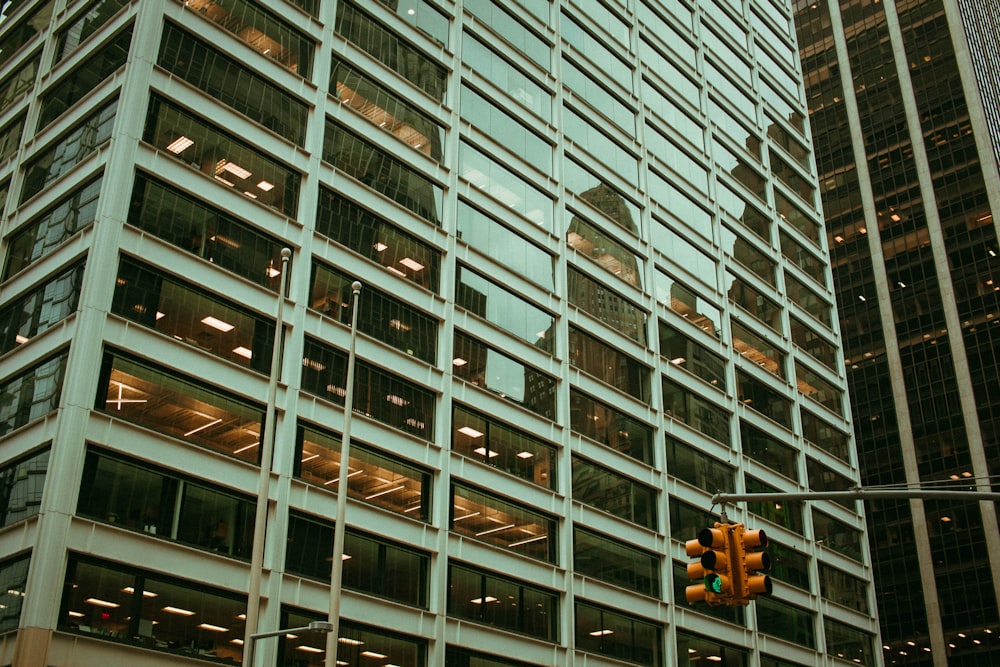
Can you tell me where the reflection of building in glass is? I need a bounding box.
[0,1,871,665]
[795,0,1000,664]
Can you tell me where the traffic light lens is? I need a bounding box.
[705,573,724,594]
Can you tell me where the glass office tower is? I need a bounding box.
[793,0,1000,665]
[0,0,874,665]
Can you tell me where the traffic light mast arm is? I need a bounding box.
[711,488,1000,506]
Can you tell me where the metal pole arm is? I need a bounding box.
[711,488,1000,506]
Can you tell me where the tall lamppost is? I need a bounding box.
[325,281,362,666]
[246,621,332,667]
[242,248,291,667]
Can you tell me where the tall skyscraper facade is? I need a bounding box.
[794,0,1000,665]
[0,0,874,666]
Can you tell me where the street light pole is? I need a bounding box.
[325,281,362,667]
[242,248,291,667]
[246,621,333,667]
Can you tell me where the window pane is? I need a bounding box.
[459,141,552,230]
[0,555,29,633]
[568,267,647,344]
[666,436,735,493]
[451,484,556,562]
[0,448,48,527]
[0,350,68,436]
[572,455,657,530]
[741,421,798,481]
[143,96,300,216]
[295,422,430,521]
[112,258,275,372]
[0,263,83,353]
[574,526,660,597]
[310,261,437,363]
[53,0,127,64]
[456,199,554,290]
[461,84,551,170]
[569,389,654,465]
[335,0,446,101]
[286,511,429,607]
[128,173,286,291]
[731,321,786,380]
[746,476,803,533]
[158,22,308,145]
[456,265,554,353]
[317,187,441,292]
[737,371,792,427]
[659,323,727,388]
[21,98,117,203]
[0,0,54,71]
[281,608,426,667]
[574,601,661,666]
[38,26,131,130]
[452,332,557,419]
[569,325,650,402]
[653,269,721,339]
[567,211,643,288]
[60,555,246,661]
[333,55,443,160]
[301,336,436,438]
[325,118,442,225]
[755,597,816,648]
[96,350,264,464]
[812,509,864,562]
[452,404,556,489]
[181,0,313,76]
[447,562,557,641]
[662,377,730,444]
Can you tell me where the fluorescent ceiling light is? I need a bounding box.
[361,651,387,659]
[399,257,424,271]
[458,426,483,438]
[385,394,409,406]
[68,611,84,618]
[233,346,253,359]
[473,447,499,458]
[471,596,498,604]
[338,638,364,646]
[374,242,388,252]
[162,606,196,616]
[184,418,222,437]
[166,136,194,153]
[202,316,235,332]
[234,442,260,455]
[197,623,229,632]
[257,180,274,191]
[476,523,514,536]
[516,451,534,459]
[85,598,120,608]
[122,587,158,598]
[221,161,252,179]
[453,357,467,366]
[589,629,614,636]
[296,646,323,653]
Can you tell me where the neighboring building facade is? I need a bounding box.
[0,0,875,666]
[793,0,1000,665]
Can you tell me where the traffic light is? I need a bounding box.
[685,523,733,605]
[732,525,772,603]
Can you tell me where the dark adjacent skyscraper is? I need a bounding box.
[794,0,1000,664]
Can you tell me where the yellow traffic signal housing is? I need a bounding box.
[730,525,773,604]
[685,523,733,605]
